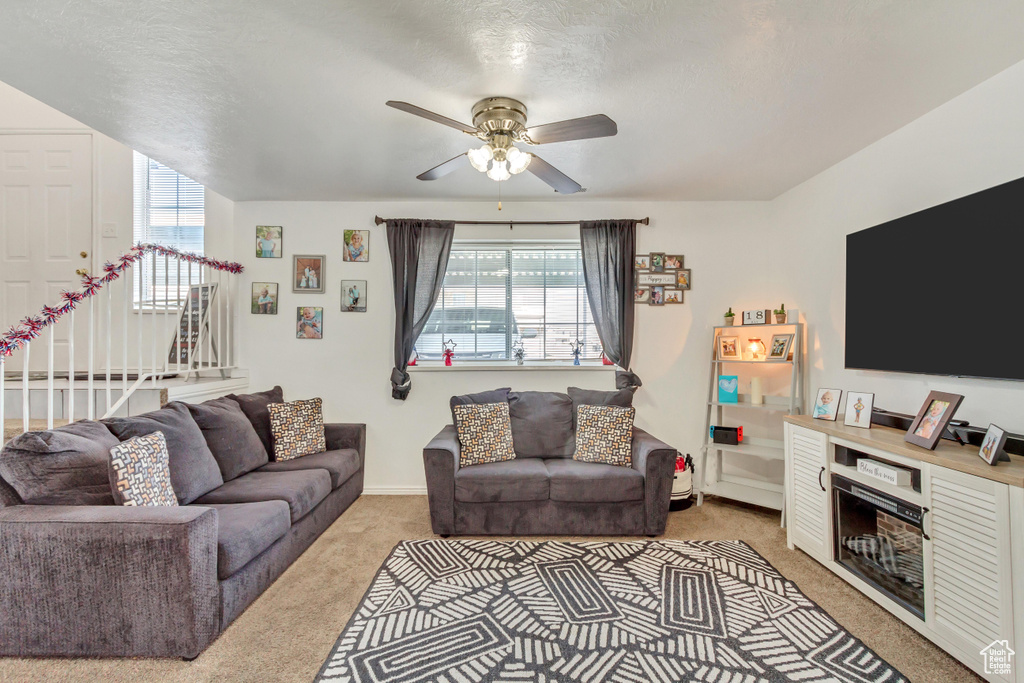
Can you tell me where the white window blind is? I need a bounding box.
[415,243,603,362]
[132,151,204,305]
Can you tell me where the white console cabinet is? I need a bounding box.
[784,415,1024,683]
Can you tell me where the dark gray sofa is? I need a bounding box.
[424,390,676,536]
[0,388,364,659]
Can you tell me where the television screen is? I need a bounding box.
[845,176,1024,381]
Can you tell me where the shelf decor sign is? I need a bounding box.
[856,458,912,487]
[718,375,739,403]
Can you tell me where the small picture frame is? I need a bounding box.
[905,391,964,450]
[343,229,369,262]
[634,255,651,271]
[650,253,665,273]
[718,375,739,403]
[979,424,1010,466]
[341,280,366,312]
[293,255,325,293]
[251,282,278,315]
[675,269,691,290]
[812,388,842,421]
[255,226,282,258]
[843,391,874,429]
[296,307,323,339]
[634,287,650,304]
[767,333,794,361]
[663,254,684,271]
[663,288,684,304]
[649,286,665,306]
[717,335,740,360]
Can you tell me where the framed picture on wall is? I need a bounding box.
[341,280,366,312]
[634,287,650,304]
[255,226,282,258]
[343,229,369,262]
[675,269,691,290]
[649,286,665,305]
[293,255,325,293]
[251,282,278,314]
[649,253,665,273]
[634,255,651,271]
[296,307,323,339]
[663,255,683,270]
[664,288,684,304]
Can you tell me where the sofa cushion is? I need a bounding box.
[454,458,549,503]
[197,501,291,579]
[187,397,269,481]
[545,458,644,503]
[192,470,331,523]
[226,386,283,456]
[108,432,179,507]
[0,477,21,508]
[508,391,575,458]
[449,388,510,427]
[454,403,516,468]
[0,420,119,505]
[574,405,635,468]
[104,402,224,505]
[268,398,326,461]
[567,386,634,430]
[257,449,360,489]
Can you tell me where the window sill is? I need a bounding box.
[408,361,614,372]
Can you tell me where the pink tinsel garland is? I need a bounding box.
[0,244,243,357]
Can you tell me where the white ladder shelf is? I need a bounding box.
[697,316,805,523]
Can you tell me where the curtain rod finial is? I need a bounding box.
[374,215,384,225]
[640,217,650,225]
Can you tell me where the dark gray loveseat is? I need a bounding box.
[0,387,364,660]
[424,389,677,536]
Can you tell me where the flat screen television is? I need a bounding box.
[845,176,1024,382]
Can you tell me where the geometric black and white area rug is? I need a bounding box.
[315,540,907,683]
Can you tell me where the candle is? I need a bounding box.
[750,377,764,405]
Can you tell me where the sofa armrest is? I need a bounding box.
[325,422,366,457]
[0,505,219,659]
[632,427,678,535]
[423,425,460,536]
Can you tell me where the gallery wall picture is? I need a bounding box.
[256,226,282,258]
[675,269,691,290]
[251,282,279,314]
[634,255,650,270]
[343,229,369,262]
[293,255,325,293]
[664,289,684,304]
[296,307,323,339]
[169,283,217,366]
[634,287,650,304]
[341,280,367,312]
[663,254,684,270]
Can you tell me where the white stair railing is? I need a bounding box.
[1,244,243,446]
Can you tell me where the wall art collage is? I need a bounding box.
[634,252,690,306]
[252,225,369,340]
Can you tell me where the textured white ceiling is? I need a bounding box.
[2,1,1023,201]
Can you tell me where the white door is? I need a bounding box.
[925,466,1014,680]
[785,423,831,562]
[0,134,93,372]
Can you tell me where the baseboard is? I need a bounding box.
[363,486,428,495]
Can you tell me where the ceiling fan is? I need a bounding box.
[386,97,617,194]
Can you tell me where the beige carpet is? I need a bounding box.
[0,496,980,683]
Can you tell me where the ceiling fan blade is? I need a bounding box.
[526,114,617,144]
[527,155,583,194]
[416,153,469,181]
[386,101,478,135]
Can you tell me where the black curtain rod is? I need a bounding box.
[373,215,649,226]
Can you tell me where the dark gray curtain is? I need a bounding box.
[580,219,642,389]
[387,219,455,399]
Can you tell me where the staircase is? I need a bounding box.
[1,244,247,445]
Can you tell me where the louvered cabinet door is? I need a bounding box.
[785,424,830,562]
[925,465,1014,677]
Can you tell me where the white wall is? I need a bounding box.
[768,59,1024,430]
[233,200,777,492]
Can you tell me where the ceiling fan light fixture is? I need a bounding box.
[507,147,531,174]
[467,144,493,172]
[486,159,511,182]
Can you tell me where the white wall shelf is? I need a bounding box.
[698,313,804,523]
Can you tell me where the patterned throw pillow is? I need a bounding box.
[453,403,516,468]
[268,398,326,461]
[574,405,635,467]
[108,432,178,506]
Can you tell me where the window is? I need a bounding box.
[132,151,204,305]
[415,243,603,362]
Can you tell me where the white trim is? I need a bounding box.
[363,486,428,495]
[409,361,613,372]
